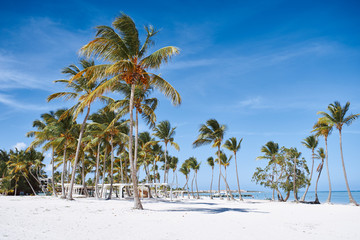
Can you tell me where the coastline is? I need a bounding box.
[1,196,359,240]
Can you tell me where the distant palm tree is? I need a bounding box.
[312,117,333,203]
[179,162,190,199]
[153,120,180,183]
[216,151,233,200]
[300,135,318,201]
[257,141,279,201]
[207,157,215,199]
[169,156,179,188]
[319,101,359,205]
[314,148,325,204]
[193,119,226,199]
[223,137,243,200]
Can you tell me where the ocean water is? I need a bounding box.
[245,191,360,205]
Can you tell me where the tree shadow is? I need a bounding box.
[157,207,268,214]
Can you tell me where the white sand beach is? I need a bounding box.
[1,196,359,240]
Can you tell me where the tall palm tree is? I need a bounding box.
[223,137,243,200]
[48,59,103,200]
[77,13,181,209]
[216,151,233,200]
[207,157,215,199]
[300,135,318,201]
[312,117,333,203]
[257,141,279,201]
[193,119,227,199]
[319,101,359,205]
[153,120,180,183]
[169,156,179,188]
[314,148,325,204]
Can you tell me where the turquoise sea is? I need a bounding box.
[245,191,360,204]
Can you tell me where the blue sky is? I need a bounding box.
[1,0,360,192]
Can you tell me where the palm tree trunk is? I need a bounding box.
[176,172,178,189]
[314,161,323,204]
[68,105,91,200]
[339,130,358,205]
[164,142,168,183]
[195,171,199,199]
[191,172,195,198]
[51,148,57,197]
[107,136,114,200]
[22,172,37,195]
[222,167,234,200]
[293,156,298,202]
[128,83,143,209]
[209,167,214,199]
[81,157,88,197]
[14,178,18,196]
[95,143,100,199]
[100,151,107,198]
[301,149,314,202]
[217,146,222,200]
[61,147,67,199]
[325,137,332,203]
[234,153,243,200]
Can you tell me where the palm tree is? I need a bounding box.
[77,13,181,209]
[216,151,233,200]
[207,157,215,199]
[179,162,190,199]
[153,120,180,183]
[257,141,279,201]
[312,117,333,203]
[319,101,359,205]
[169,156,179,188]
[223,137,243,200]
[193,119,227,199]
[300,135,319,201]
[48,59,103,200]
[314,148,325,204]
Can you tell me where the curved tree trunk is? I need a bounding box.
[128,84,143,209]
[51,148,57,197]
[68,105,91,200]
[209,167,214,199]
[61,147,67,199]
[95,143,100,199]
[222,167,234,200]
[22,172,37,195]
[301,149,314,202]
[324,137,332,203]
[314,161,323,204]
[339,130,358,205]
[234,153,243,200]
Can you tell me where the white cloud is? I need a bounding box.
[13,142,27,151]
[0,93,50,111]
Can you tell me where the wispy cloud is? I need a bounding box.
[0,93,50,111]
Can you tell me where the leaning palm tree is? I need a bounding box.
[314,148,325,204]
[76,14,181,209]
[193,119,227,199]
[153,120,180,183]
[48,59,103,200]
[300,135,318,201]
[223,137,243,200]
[312,117,333,203]
[207,157,215,199]
[319,101,359,205]
[256,141,279,201]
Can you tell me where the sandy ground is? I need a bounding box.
[0,196,359,240]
